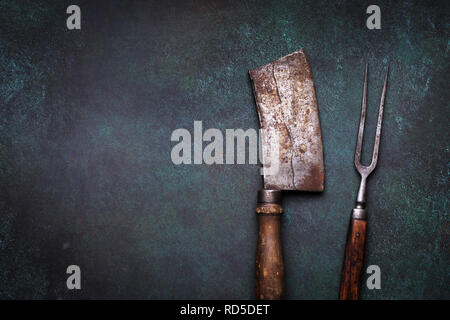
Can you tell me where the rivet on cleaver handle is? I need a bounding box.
[249,49,325,300]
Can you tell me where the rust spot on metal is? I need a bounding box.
[299,144,307,154]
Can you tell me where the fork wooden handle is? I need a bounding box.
[255,190,284,300]
[339,217,367,300]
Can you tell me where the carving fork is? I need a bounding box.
[339,64,389,300]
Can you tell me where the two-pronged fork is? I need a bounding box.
[339,64,389,300]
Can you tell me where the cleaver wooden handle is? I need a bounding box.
[339,216,367,300]
[255,190,284,300]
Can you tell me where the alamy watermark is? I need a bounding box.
[170,121,280,175]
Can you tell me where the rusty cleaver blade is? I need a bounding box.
[249,49,325,300]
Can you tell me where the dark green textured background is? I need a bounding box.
[0,0,448,299]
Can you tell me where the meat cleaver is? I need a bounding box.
[249,49,325,299]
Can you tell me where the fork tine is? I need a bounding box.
[369,65,389,170]
[354,63,368,168]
